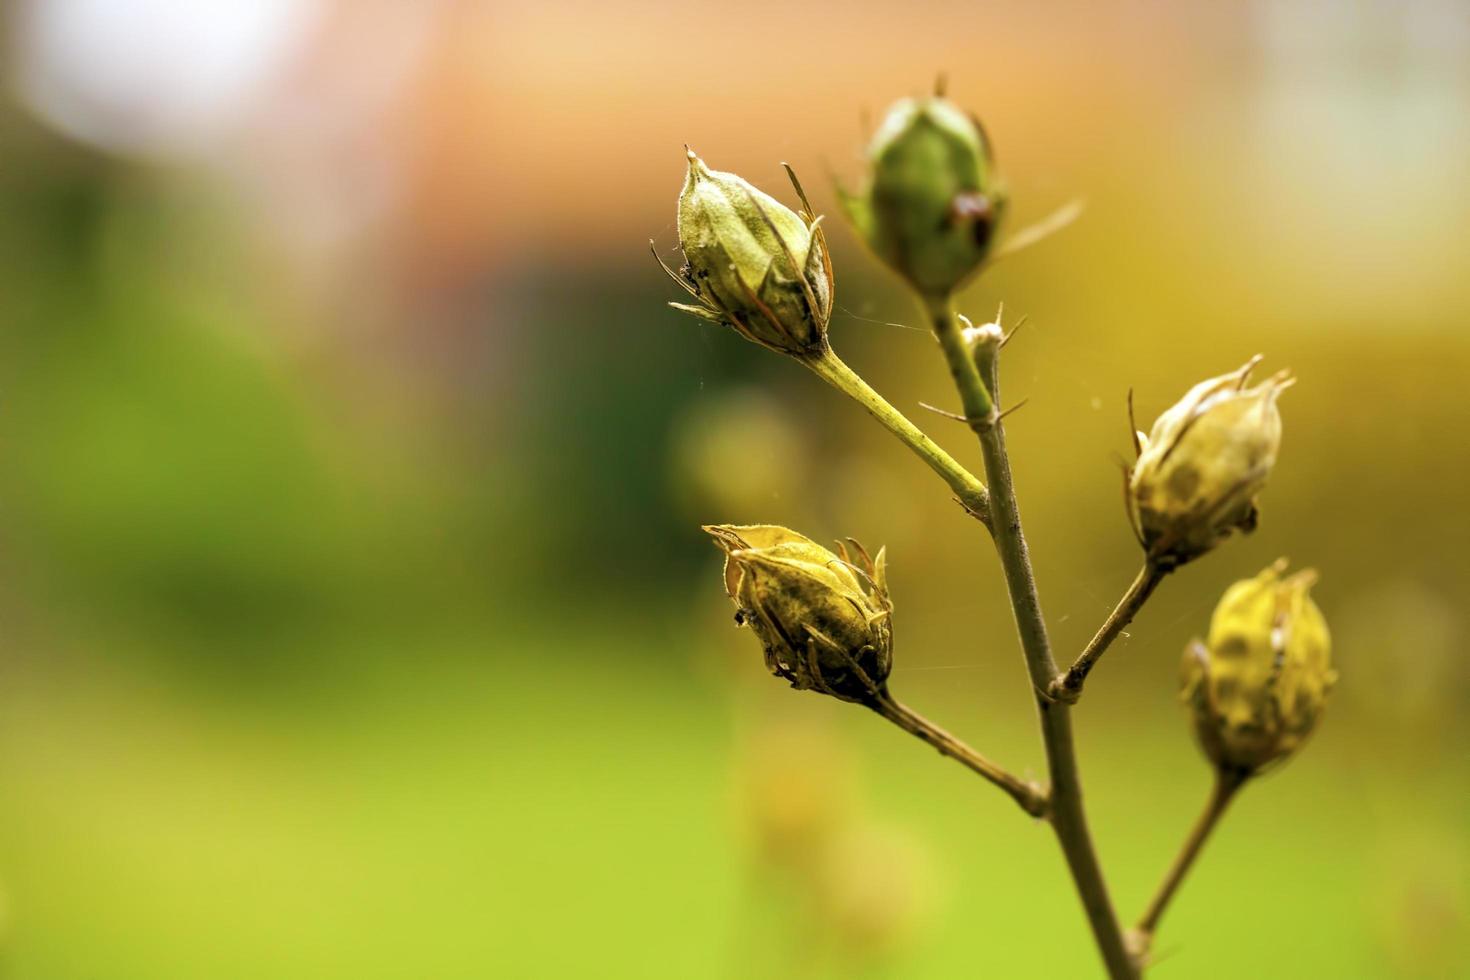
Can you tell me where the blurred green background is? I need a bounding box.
[1,1,1467,977]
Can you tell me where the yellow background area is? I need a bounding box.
[0,2,1466,977]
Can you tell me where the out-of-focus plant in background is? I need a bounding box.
[0,1,1467,977]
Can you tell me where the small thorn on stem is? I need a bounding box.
[996,398,1030,423]
[919,401,970,422]
[1001,315,1029,348]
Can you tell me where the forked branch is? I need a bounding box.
[1051,562,1169,703]
[802,346,991,524]
[868,690,1049,818]
[924,294,1138,980]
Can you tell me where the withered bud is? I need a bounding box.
[704,524,892,702]
[660,151,833,356]
[1182,559,1336,777]
[1129,356,1293,570]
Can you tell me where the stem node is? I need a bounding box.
[924,293,1138,979]
[867,689,1050,819]
[801,347,992,526]
[1052,562,1168,703]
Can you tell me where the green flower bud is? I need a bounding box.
[661,151,833,355]
[1128,357,1293,570]
[704,524,892,702]
[840,96,1005,297]
[1182,560,1336,776]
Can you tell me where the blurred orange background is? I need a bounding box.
[0,1,1467,977]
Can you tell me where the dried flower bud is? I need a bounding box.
[1128,357,1294,570]
[840,96,1005,297]
[661,151,833,356]
[704,524,892,702]
[1182,560,1336,776]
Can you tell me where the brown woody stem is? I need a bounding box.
[868,690,1049,818]
[926,293,1138,980]
[1051,563,1168,703]
[1130,769,1246,960]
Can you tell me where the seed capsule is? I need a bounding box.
[839,96,1005,297]
[661,151,833,355]
[1182,560,1336,776]
[704,524,892,702]
[1128,357,1293,570]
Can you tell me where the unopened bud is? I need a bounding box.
[840,96,1005,297]
[1128,357,1293,570]
[704,524,892,702]
[1182,559,1336,776]
[663,151,833,355]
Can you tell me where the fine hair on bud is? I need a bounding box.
[1128,356,1294,570]
[704,524,891,702]
[658,152,833,356]
[1181,559,1336,777]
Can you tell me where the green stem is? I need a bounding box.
[869,690,1049,818]
[925,294,1138,980]
[1051,563,1168,703]
[803,346,990,524]
[1131,770,1245,955]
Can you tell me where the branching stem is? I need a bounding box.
[925,293,1138,980]
[1052,563,1168,703]
[803,346,990,524]
[868,690,1049,818]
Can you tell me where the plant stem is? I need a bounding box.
[925,294,1138,980]
[803,346,990,524]
[1051,563,1168,703]
[1131,770,1245,954]
[868,690,1049,818]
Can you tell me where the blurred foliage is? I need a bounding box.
[0,5,1469,978]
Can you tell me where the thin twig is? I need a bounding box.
[868,691,1049,818]
[926,294,1139,980]
[1050,562,1169,703]
[1129,770,1247,963]
[802,346,991,525]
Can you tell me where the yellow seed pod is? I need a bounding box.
[704,524,892,702]
[661,152,833,356]
[1182,559,1337,775]
[1129,356,1293,570]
